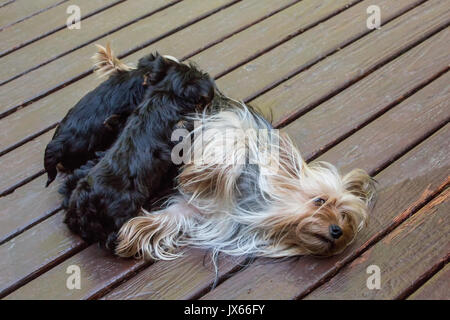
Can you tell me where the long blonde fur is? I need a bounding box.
[116,97,376,261]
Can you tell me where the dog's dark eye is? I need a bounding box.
[313,198,326,206]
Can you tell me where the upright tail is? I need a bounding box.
[92,42,135,78]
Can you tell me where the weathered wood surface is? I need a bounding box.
[0,0,121,56]
[0,0,65,29]
[0,0,448,300]
[0,0,177,84]
[4,244,148,300]
[252,0,450,125]
[408,264,450,300]
[0,211,85,297]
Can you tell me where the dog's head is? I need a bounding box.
[293,165,375,256]
[138,53,215,107]
[260,142,376,257]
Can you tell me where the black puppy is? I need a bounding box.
[44,43,178,186]
[61,58,215,249]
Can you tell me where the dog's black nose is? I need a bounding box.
[329,224,343,239]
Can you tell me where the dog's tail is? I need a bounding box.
[92,42,135,77]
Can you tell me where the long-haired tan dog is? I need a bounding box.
[116,97,376,263]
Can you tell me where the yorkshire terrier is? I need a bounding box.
[61,56,215,249]
[116,97,376,262]
[43,43,185,186]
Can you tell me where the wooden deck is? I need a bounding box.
[0,0,449,300]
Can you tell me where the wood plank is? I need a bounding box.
[0,0,424,154]
[0,0,176,84]
[0,211,84,298]
[0,0,65,29]
[407,264,450,300]
[313,72,449,174]
[304,188,450,300]
[4,244,147,300]
[0,0,298,146]
[250,0,450,126]
[200,78,450,299]
[0,0,234,112]
[285,28,450,161]
[188,0,361,78]
[0,175,61,245]
[0,1,15,8]
[3,247,240,299]
[102,249,245,300]
[0,130,52,196]
[0,0,121,56]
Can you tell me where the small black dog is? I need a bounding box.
[44,43,180,186]
[61,58,215,249]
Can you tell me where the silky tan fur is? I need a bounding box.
[116,98,376,261]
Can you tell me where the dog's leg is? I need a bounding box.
[115,196,198,260]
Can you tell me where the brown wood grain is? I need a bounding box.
[0,130,52,195]
[259,1,450,126]
[0,0,175,83]
[284,28,450,161]
[189,0,360,78]
[314,71,449,175]
[0,175,61,244]
[0,0,238,114]
[407,264,450,300]
[0,0,299,150]
[304,188,450,300]
[4,244,147,300]
[0,0,121,56]
[0,211,84,298]
[0,0,65,29]
[101,249,246,300]
[201,83,450,299]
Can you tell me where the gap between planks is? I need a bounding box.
[0,0,129,59]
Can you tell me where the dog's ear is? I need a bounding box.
[138,52,169,85]
[180,65,215,107]
[343,169,377,208]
